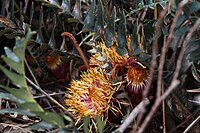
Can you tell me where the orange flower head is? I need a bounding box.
[126,61,148,93]
[65,67,116,120]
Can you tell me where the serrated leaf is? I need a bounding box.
[105,7,116,47]
[19,102,44,112]
[28,121,55,130]
[175,25,191,37]
[159,1,167,9]
[2,55,23,74]
[94,0,104,35]
[116,46,128,56]
[61,0,71,13]
[82,0,95,31]
[187,49,200,61]
[175,14,187,28]
[143,20,155,44]
[184,1,200,16]
[4,47,20,62]
[129,26,139,52]
[0,92,24,103]
[30,2,34,24]
[36,111,65,128]
[72,0,82,20]
[0,65,26,88]
[96,115,104,133]
[117,10,127,55]
[0,85,34,102]
[0,108,36,116]
[83,116,90,133]
[36,7,44,43]
[139,54,151,61]
[132,49,144,56]
[48,14,56,48]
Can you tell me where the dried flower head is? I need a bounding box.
[44,51,68,79]
[65,67,117,121]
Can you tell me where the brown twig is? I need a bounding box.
[114,98,150,133]
[132,2,171,132]
[137,14,200,133]
[61,32,89,68]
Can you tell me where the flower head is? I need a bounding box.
[44,51,68,79]
[65,67,116,120]
[89,41,128,67]
[125,61,148,93]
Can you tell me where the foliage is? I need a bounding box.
[0,0,200,133]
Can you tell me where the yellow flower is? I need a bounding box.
[89,38,149,94]
[64,67,116,120]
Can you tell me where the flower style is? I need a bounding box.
[64,67,117,121]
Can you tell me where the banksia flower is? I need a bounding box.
[64,67,117,121]
[89,40,128,67]
[125,61,148,93]
[43,51,68,79]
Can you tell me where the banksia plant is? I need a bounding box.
[89,39,149,94]
[64,67,119,126]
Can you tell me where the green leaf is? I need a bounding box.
[48,14,57,48]
[19,102,44,112]
[116,46,128,56]
[94,0,104,35]
[0,85,34,102]
[36,111,65,128]
[28,121,55,130]
[175,14,187,28]
[83,116,90,133]
[105,7,116,47]
[72,0,82,20]
[96,115,104,133]
[61,0,71,13]
[4,47,20,62]
[36,7,44,43]
[184,1,200,16]
[0,65,26,88]
[117,10,127,55]
[132,49,144,56]
[0,92,24,103]
[175,25,191,37]
[82,0,96,31]
[129,26,139,52]
[0,108,36,116]
[2,55,23,74]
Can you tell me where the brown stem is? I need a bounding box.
[61,32,89,69]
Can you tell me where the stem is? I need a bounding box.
[61,32,89,69]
